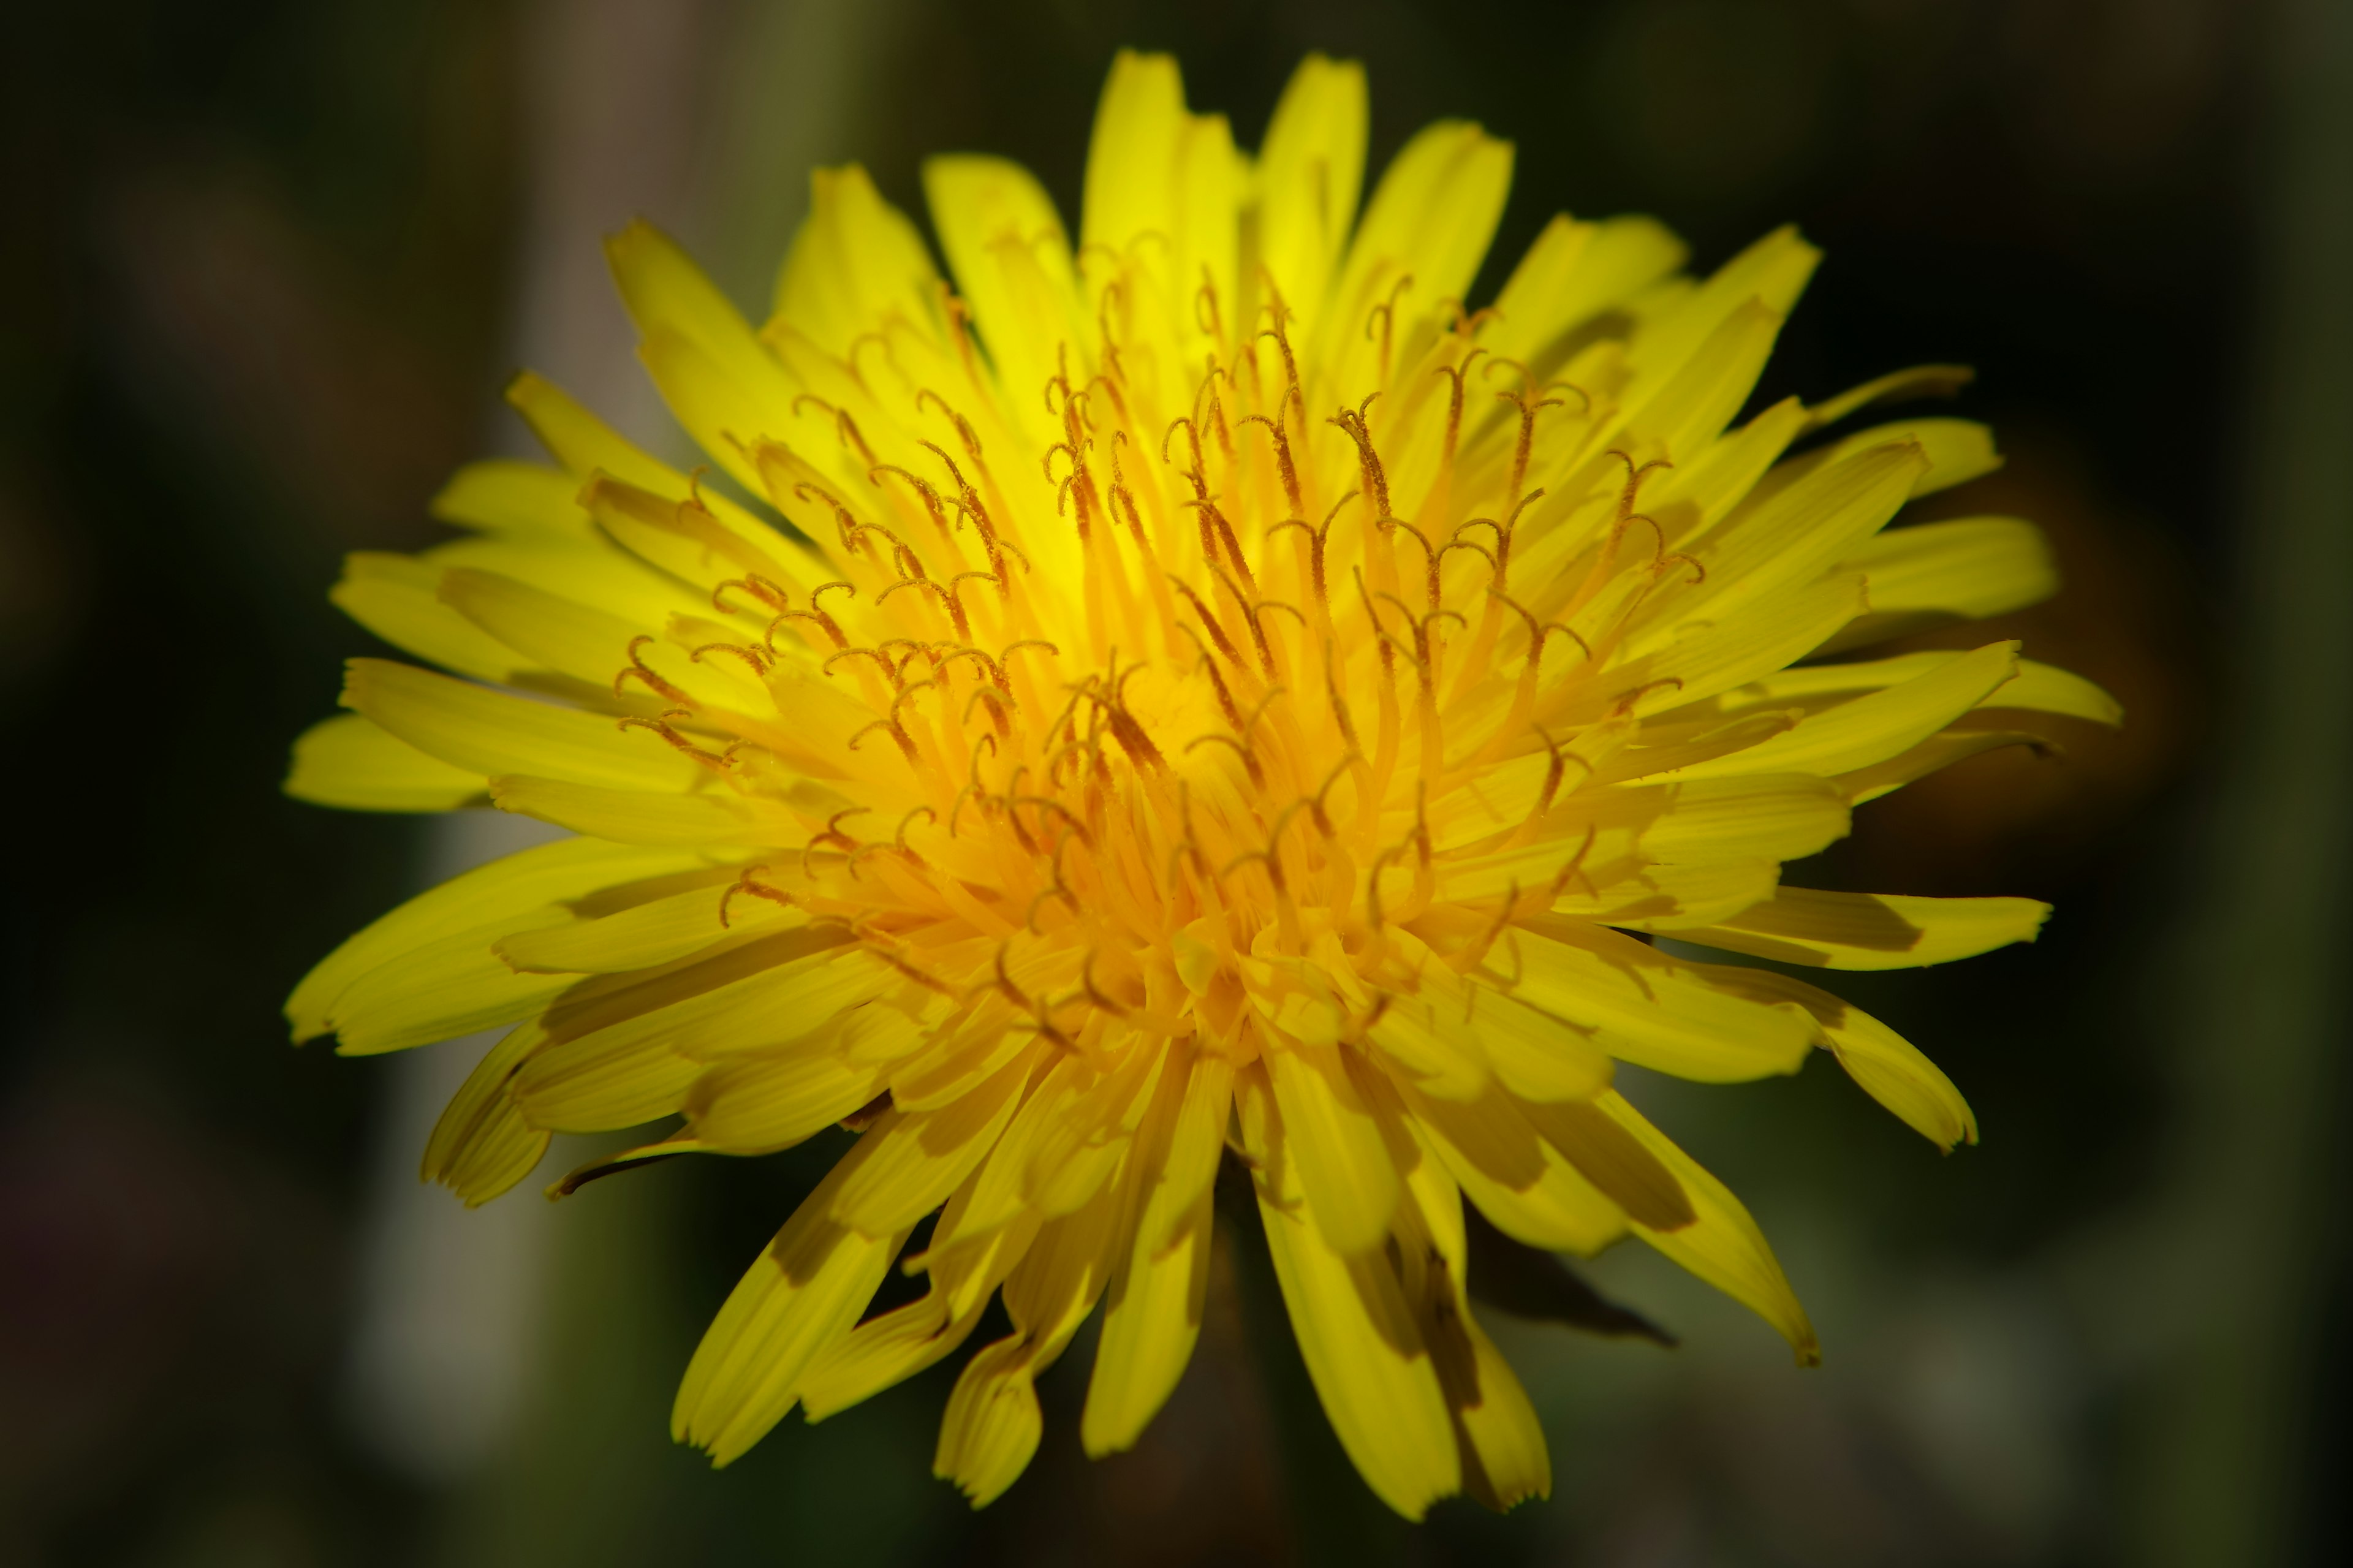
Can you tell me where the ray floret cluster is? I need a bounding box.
[286,51,2118,1517]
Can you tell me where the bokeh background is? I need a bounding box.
[4,0,2346,1563]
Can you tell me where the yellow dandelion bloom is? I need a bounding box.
[287,51,2118,1518]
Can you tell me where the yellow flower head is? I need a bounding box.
[287,51,2118,1518]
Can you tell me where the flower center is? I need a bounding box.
[588,266,1717,1070]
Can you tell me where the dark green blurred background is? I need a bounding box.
[4,1,2347,1564]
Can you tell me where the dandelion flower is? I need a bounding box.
[286,51,2120,1517]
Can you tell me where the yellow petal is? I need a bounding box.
[1680,887,2050,971]
[1466,993,1618,1104]
[1438,789,1791,911]
[1501,920,1814,1082]
[1674,640,2020,781]
[1802,363,1974,431]
[1653,396,1811,545]
[1622,299,1784,466]
[933,1337,1045,1507]
[324,912,575,1056]
[1080,1045,1221,1455]
[1442,1293,1551,1510]
[607,219,804,494]
[430,458,588,533]
[1824,1007,1978,1150]
[1025,1044,1165,1219]
[1136,1047,1235,1256]
[340,659,700,792]
[801,1289,988,1425]
[800,1168,1043,1423]
[285,836,697,1043]
[1082,51,1243,400]
[922,154,1086,447]
[1518,1097,1696,1231]
[1761,415,2001,504]
[1384,1074,1626,1256]
[1562,772,1850,866]
[1170,110,1243,365]
[939,1172,1127,1506]
[608,218,784,394]
[1482,213,1688,374]
[284,713,487,814]
[423,527,705,632]
[999,1167,1128,1354]
[1827,516,2056,649]
[1239,1064,1461,1520]
[1082,1186,1211,1460]
[1264,1039,1400,1255]
[1336,928,1491,1100]
[496,878,789,975]
[331,553,523,681]
[506,371,819,579]
[1315,119,1512,398]
[1713,648,1971,707]
[829,1048,1040,1236]
[1449,762,1835,885]
[421,1021,550,1205]
[1655,441,1923,640]
[1363,984,1500,1102]
[633,324,793,500]
[684,1048,892,1153]
[772,163,945,354]
[1573,1092,1817,1363]
[1626,574,1875,717]
[1624,224,1818,395]
[1698,967,1976,1150]
[884,999,1042,1112]
[1555,858,1783,932]
[512,933,874,1131]
[1897,418,2004,496]
[572,469,812,602]
[1083,51,1189,258]
[1715,648,2118,727]
[1391,1164,1550,1512]
[1987,659,2124,725]
[1836,727,2048,805]
[953,1055,1093,1239]
[925,1173,1049,1326]
[505,371,675,490]
[673,1133,911,1465]
[1253,53,1370,339]
[436,567,645,688]
[488,775,802,847]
